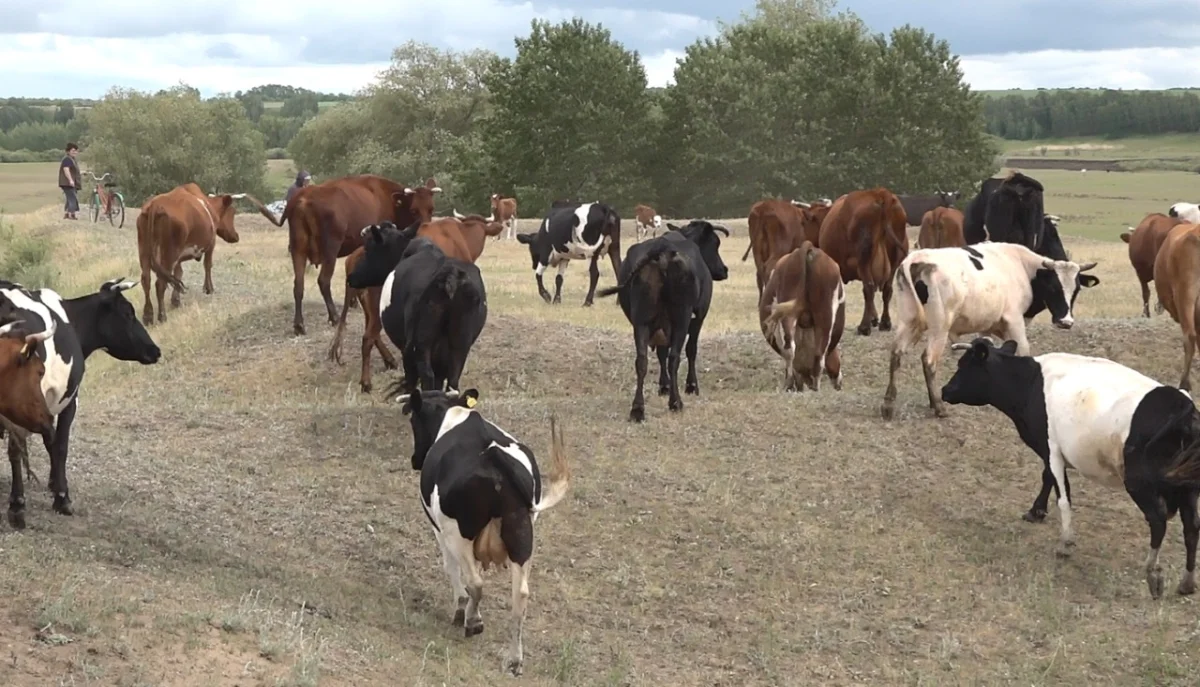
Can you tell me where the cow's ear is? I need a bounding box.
[999,340,1019,355]
[1079,274,1100,288]
[461,388,480,409]
[666,223,681,232]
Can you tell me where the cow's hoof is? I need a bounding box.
[53,497,73,516]
[856,324,871,336]
[294,324,306,336]
[383,359,398,371]
[668,398,684,412]
[504,657,523,677]
[1054,541,1074,558]
[933,405,948,419]
[539,294,551,304]
[880,404,895,421]
[452,608,465,626]
[142,316,154,327]
[1177,575,1196,596]
[629,407,645,423]
[465,619,484,637]
[1022,509,1047,523]
[685,384,699,395]
[879,319,892,332]
[657,385,670,397]
[1148,567,1165,599]
[157,314,167,324]
[7,508,25,530]
[361,383,372,394]
[581,300,593,307]
[871,317,879,327]
[170,299,182,309]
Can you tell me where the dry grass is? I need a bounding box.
[1,175,1200,686]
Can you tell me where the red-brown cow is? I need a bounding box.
[817,188,909,336]
[916,207,966,249]
[634,204,662,240]
[490,193,518,241]
[758,241,847,392]
[0,316,56,436]
[1154,222,1200,389]
[329,214,504,392]
[744,198,832,295]
[1122,212,1183,317]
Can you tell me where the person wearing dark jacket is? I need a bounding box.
[286,170,312,204]
[58,142,82,220]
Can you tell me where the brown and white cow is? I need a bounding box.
[758,241,846,392]
[0,316,56,436]
[136,183,272,325]
[1122,212,1183,317]
[1154,222,1200,390]
[489,194,518,241]
[744,198,832,295]
[816,188,909,336]
[917,207,966,249]
[634,204,662,240]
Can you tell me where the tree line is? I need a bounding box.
[984,89,1200,140]
[79,0,1001,215]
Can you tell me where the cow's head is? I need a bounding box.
[1030,258,1098,329]
[490,193,502,211]
[349,221,421,289]
[941,338,1024,407]
[669,220,730,281]
[0,317,55,437]
[210,194,242,244]
[90,278,162,364]
[393,177,441,225]
[395,387,480,471]
[938,190,961,206]
[652,214,662,229]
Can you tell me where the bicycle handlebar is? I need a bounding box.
[84,171,112,182]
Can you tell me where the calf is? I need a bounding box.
[0,278,161,528]
[489,194,518,241]
[942,337,1200,599]
[396,387,570,676]
[516,202,622,306]
[898,191,960,227]
[634,204,662,240]
[1154,222,1200,390]
[348,233,487,394]
[880,242,1095,420]
[0,317,56,436]
[597,221,730,422]
[916,207,965,249]
[744,199,831,295]
[1121,213,1182,317]
[1169,202,1200,223]
[759,241,846,392]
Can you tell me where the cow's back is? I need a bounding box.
[919,207,965,249]
[748,199,805,277]
[1130,213,1183,283]
[141,186,211,251]
[818,189,905,283]
[290,175,405,260]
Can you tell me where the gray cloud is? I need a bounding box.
[204,41,242,60]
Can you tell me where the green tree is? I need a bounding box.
[83,85,268,204]
[473,19,654,211]
[279,92,320,118]
[53,102,75,125]
[240,93,266,122]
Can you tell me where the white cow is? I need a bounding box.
[880,241,1096,420]
[942,337,1200,599]
[1169,202,1200,223]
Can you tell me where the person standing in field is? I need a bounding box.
[285,170,312,204]
[58,142,82,220]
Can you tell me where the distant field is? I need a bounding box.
[979,88,1200,98]
[997,134,1200,160]
[263,101,342,111]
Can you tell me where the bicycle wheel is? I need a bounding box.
[111,195,125,228]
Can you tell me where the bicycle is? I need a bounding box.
[86,171,125,228]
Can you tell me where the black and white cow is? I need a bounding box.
[395,387,571,676]
[347,228,487,394]
[942,337,1200,599]
[0,278,161,528]
[515,201,622,306]
[597,220,730,422]
[880,242,1096,420]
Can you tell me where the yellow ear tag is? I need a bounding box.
[465,396,477,409]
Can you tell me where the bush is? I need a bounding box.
[266,147,288,160]
[0,221,58,289]
[0,148,60,162]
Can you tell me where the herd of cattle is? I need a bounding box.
[6,169,1200,675]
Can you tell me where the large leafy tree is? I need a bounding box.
[472,18,655,213]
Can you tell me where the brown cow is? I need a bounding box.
[816,188,909,336]
[1122,212,1183,317]
[251,175,441,336]
[758,241,846,392]
[490,193,518,241]
[329,214,504,392]
[1154,222,1200,390]
[136,183,271,325]
[0,317,56,436]
[744,199,832,295]
[916,207,965,249]
[634,204,662,240]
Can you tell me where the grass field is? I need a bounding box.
[979,88,1200,99]
[3,164,1200,684]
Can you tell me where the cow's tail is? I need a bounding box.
[146,206,187,292]
[933,211,946,249]
[596,242,677,298]
[763,243,819,334]
[240,194,285,227]
[894,259,934,333]
[533,415,571,513]
[1147,401,1200,486]
[743,204,763,261]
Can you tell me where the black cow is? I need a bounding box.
[0,278,161,528]
[598,220,730,422]
[515,201,622,306]
[395,387,571,676]
[348,228,486,394]
[898,191,959,227]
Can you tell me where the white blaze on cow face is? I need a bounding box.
[1043,259,1083,328]
[652,214,662,229]
[0,287,73,414]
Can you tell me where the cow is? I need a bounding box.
[941,337,1200,599]
[348,232,487,394]
[1121,213,1183,317]
[916,207,965,249]
[816,188,909,336]
[393,387,570,676]
[488,194,518,241]
[879,242,1095,420]
[0,315,56,436]
[597,220,730,422]
[898,191,960,227]
[0,278,161,529]
[135,183,268,325]
[744,199,832,295]
[249,174,441,336]
[634,204,663,240]
[516,202,622,306]
[1153,222,1200,391]
[1169,202,1200,223]
[758,241,846,392]
[330,215,502,393]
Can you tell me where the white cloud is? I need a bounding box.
[960,47,1200,91]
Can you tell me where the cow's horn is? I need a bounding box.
[395,394,411,404]
[791,200,811,208]
[453,209,465,219]
[27,318,56,343]
[1078,261,1098,272]
[114,280,137,291]
[0,320,25,337]
[404,187,414,194]
[1046,214,1061,222]
[230,193,246,200]
[951,343,972,351]
[431,186,442,193]
[444,389,461,399]
[710,223,730,236]
[1041,259,1056,270]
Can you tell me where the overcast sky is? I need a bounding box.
[3,0,1200,99]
